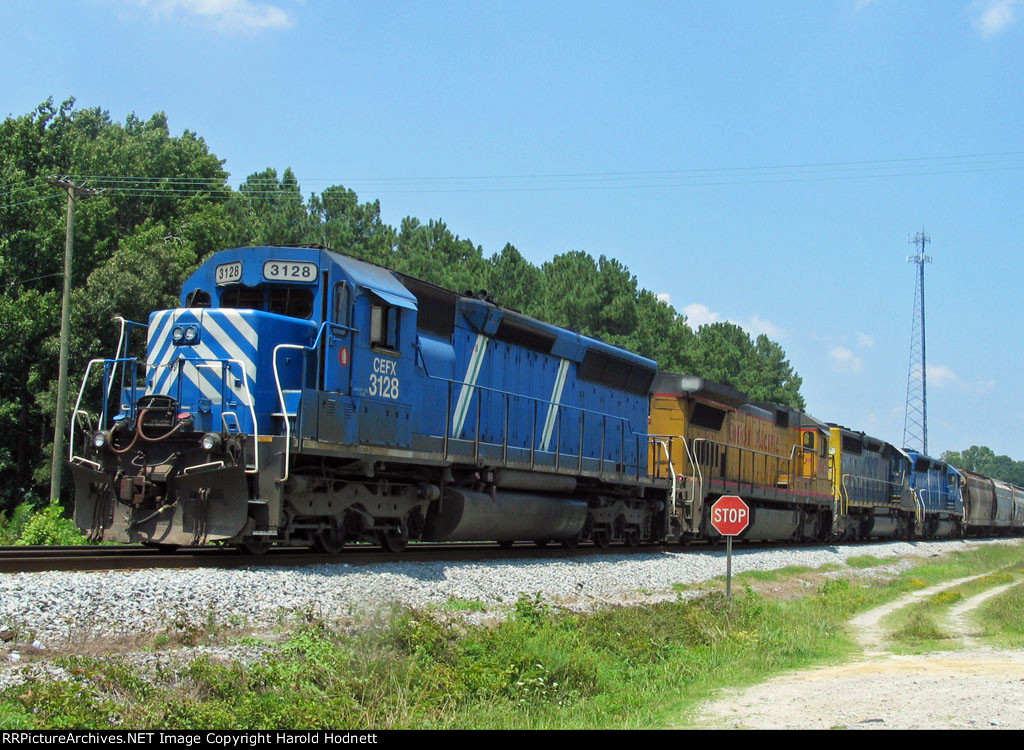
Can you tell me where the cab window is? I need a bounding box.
[334,282,350,326]
[268,287,314,319]
[220,285,263,310]
[370,302,400,350]
[186,289,211,308]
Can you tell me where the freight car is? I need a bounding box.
[66,244,1016,551]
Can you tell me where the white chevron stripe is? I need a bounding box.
[452,333,489,437]
[201,313,257,385]
[218,309,258,350]
[146,310,175,394]
[540,358,570,452]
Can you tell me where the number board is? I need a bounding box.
[263,260,318,282]
[215,261,243,285]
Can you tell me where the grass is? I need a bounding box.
[882,549,1024,653]
[439,597,488,612]
[845,554,889,568]
[976,581,1024,648]
[2,541,1023,729]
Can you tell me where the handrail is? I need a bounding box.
[648,438,678,513]
[429,370,646,479]
[273,343,305,483]
[71,353,262,475]
[269,319,354,483]
[687,436,830,497]
[169,356,261,474]
[839,473,908,510]
[69,357,137,464]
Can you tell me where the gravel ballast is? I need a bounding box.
[1,538,1010,646]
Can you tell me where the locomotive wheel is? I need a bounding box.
[624,528,641,548]
[497,540,515,549]
[144,542,180,553]
[239,539,271,555]
[313,529,345,554]
[534,539,550,549]
[379,528,408,553]
[592,530,611,549]
[561,536,579,549]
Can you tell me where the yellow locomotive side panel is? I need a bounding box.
[648,395,689,478]
[724,410,788,487]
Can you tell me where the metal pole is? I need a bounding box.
[726,535,733,599]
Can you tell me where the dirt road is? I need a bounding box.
[691,576,1024,729]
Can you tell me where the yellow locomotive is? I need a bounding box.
[648,372,832,543]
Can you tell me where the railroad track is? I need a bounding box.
[0,541,670,574]
[3,533,982,574]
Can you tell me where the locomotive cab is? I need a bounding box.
[69,246,420,549]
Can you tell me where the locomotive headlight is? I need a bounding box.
[183,325,199,343]
[201,432,222,451]
[92,430,110,449]
[172,326,185,343]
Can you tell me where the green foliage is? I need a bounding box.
[14,501,87,546]
[941,445,1024,485]
[0,500,37,544]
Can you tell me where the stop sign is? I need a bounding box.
[710,495,750,536]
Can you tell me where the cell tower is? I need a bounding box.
[903,230,932,454]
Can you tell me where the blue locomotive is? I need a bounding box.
[69,245,666,552]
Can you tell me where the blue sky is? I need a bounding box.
[3,0,1023,459]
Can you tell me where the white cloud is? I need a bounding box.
[656,292,671,305]
[744,314,784,340]
[926,363,959,387]
[976,0,1021,36]
[132,0,294,31]
[856,332,874,348]
[829,346,863,373]
[682,303,720,329]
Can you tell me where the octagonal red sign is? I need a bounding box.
[710,495,750,536]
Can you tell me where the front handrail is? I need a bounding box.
[69,357,140,464]
[71,354,262,475]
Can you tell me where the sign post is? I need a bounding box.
[709,495,750,599]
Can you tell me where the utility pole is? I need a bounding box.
[47,176,101,503]
[903,230,932,455]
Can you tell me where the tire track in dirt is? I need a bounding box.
[688,575,1024,729]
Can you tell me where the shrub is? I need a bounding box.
[15,501,87,546]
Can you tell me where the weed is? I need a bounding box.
[892,612,949,642]
[441,597,487,612]
[845,555,887,568]
[512,593,550,625]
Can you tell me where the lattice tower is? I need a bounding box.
[903,231,932,454]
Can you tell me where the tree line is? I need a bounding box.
[0,98,804,512]
[940,446,1024,487]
